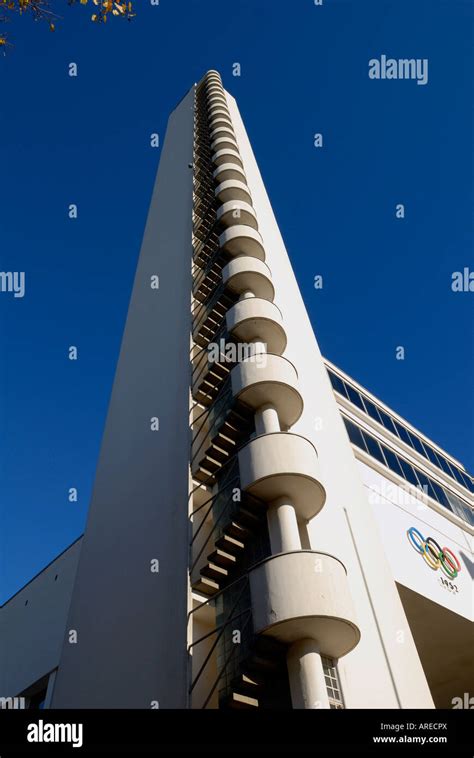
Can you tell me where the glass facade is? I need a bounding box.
[343,416,474,527]
[328,368,474,494]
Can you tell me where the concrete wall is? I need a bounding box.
[0,539,81,698]
[227,92,434,709]
[51,87,195,708]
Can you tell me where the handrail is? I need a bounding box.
[191,380,233,465]
[190,486,237,572]
[190,324,228,376]
[192,281,226,331]
[189,577,251,698]
[188,453,239,506]
[201,611,253,709]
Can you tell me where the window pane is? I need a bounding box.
[361,396,383,424]
[429,480,452,510]
[397,458,420,487]
[407,431,427,457]
[414,470,438,502]
[344,418,366,451]
[345,384,366,412]
[445,490,472,523]
[362,431,386,464]
[460,472,474,493]
[450,466,468,489]
[377,408,398,436]
[381,446,404,477]
[392,419,412,447]
[424,444,441,467]
[329,371,347,398]
[437,454,455,478]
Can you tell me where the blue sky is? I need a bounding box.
[0,0,472,603]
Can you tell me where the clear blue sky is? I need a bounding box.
[0,0,472,603]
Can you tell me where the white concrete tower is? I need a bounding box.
[188,71,434,710]
[48,71,435,710]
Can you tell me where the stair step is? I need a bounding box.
[226,692,259,710]
[192,575,219,596]
[225,520,254,540]
[215,534,245,554]
[207,548,237,569]
[231,673,264,695]
[200,561,229,581]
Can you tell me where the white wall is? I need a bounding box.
[0,539,81,698]
[51,88,196,709]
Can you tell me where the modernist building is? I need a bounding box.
[1,71,472,711]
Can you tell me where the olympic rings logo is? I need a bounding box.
[407,527,462,579]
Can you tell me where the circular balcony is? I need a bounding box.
[215,180,252,206]
[209,114,233,130]
[212,148,243,169]
[213,162,246,185]
[231,355,303,428]
[210,126,235,142]
[208,103,229,117]
[206,83,224,95]
[208,99,227,113]
[249,552,360,658]
[222,256,274,301]
[211,136,239,153]
[226,298,286,355]
[207,93,227,105]
[217,201,257,230]
[219,225,264,259]
[238,433,326,519]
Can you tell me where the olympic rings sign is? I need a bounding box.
[407,527,462,579]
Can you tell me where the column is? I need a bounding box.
[286,638,330,710]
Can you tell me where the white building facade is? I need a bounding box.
[1,72,472,711]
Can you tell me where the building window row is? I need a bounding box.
[328,368,473,494]
[343,416,474,527]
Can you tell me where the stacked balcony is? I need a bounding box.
[189,71,360,711]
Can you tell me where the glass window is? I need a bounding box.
[460,472,474,493]
[361,431,386,465]
[329,371,348,398]
[414,469,438,502]
[450,466,469,489]
[392,419,412,447]
[428,480,452,510]
[397,458,420,488]
[381,446,404,478]
[444,491,472,524]
[322,657,344,709]
[436,453,456,478]
[361,396,383,424]
[345,384,366,412]
[377,408,398,436]
[344,418,366,451]
[424,443,441,467]
[407,431,427,457]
